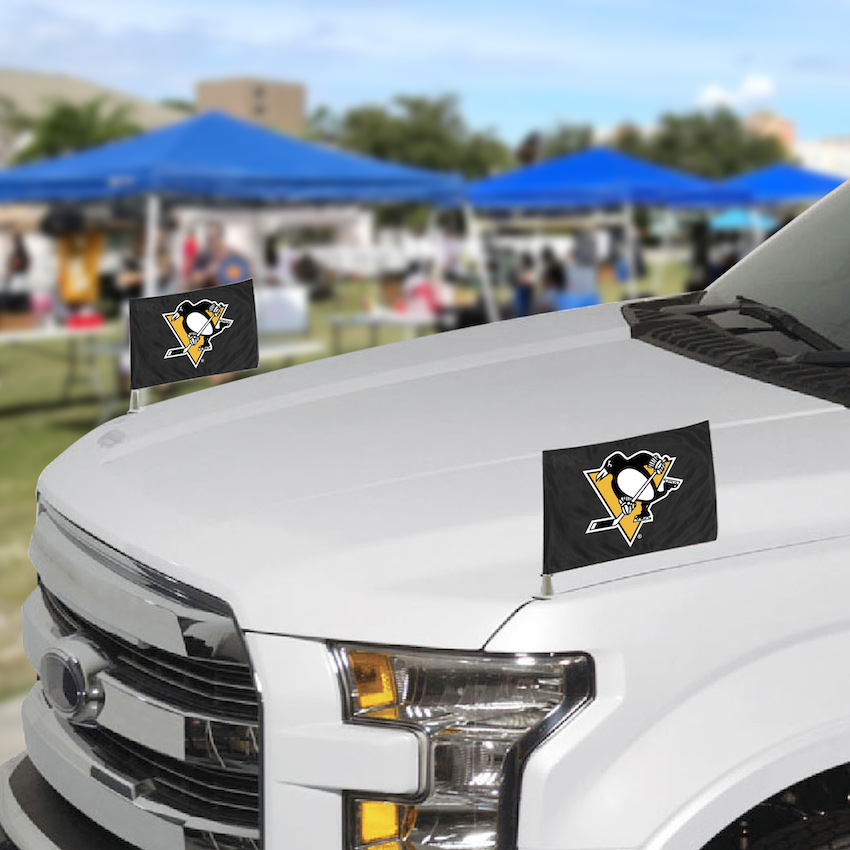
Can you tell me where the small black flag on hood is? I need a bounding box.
[129,279,258,390]
[543,421,717,574]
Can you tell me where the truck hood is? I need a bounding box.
[39,303,842,649]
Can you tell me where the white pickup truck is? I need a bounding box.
[4,183,850,850]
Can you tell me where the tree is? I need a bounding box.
[305,105,341,144]
[322,95,512,178]
[14,98,141,164]
[461,132,514,178]
[613,109,789,178]
[609,123,646,159]
[516,132,542,166]
[539,123,594,160]
[0,95,29,163]
[337,103,402,162]
[160,97,195,115]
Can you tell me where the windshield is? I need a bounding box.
[703,182,850,349]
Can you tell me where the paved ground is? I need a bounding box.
[0,696,25,765]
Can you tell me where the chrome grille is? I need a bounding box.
[41,586,259,724]
[26,502,262,850]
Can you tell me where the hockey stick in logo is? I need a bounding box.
[586,454,672,533]
[165,342,191,359]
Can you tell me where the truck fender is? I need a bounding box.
[490,624,850,850]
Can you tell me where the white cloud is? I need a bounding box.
[0,1,759,94]
[696,74,776,110]
[0,1,801,139]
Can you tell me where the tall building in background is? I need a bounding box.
[795,138,850,178]
[196,77,306,135]
[746,111,796,151]
[742,111,850,179]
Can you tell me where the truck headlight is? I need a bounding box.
[333,645,593,850]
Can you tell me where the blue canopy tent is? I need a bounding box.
[0,111,477,310]
[722,163,846,205]
[710,208,777,233]
[466,147,745,210]
[0,111,464,205]
[466,147,747,296]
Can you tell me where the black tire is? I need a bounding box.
[752,812,850,850]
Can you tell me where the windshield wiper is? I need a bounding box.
[661,295,840,353]
[782,350,850,366]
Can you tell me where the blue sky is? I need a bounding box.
[2,0,849,142]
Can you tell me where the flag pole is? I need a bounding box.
[537,573,554,598]
[130,193,161,412]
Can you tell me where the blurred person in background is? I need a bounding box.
[438,228,463,282]
[4,233,30,294]
[293,252,335,301]
[572,228,598,296]
[539,245,567,312]
[611,226,646,287]
[189,222,250,289]
[264,236,279,285]
[401,260,452,316]
[542,245,565,287]
[512,252,536,318]
[594,227,613,266]
[709,242,740,285]
[574,228,596,267]
[181,228,199,282]
[264,235,296,287]
[634,224,648,281]
[115,230,174,300]
[275,240,296,287]
[686,220,712,292]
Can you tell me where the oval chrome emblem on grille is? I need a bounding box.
[40,637,108,724]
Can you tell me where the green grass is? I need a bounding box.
[0,265,688,698]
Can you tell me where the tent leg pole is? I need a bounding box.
[134,192,161,410]
[464,203,498,323]
[624,201,638,300]
[426,206,439,276]
[652,207,672,294]
[666,208,675,292]
[749,206,764,252]
[651,212,662,293]
[143,193,160,299]
[253,209,265,287]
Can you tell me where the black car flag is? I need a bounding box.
[543,421,717,574]
[129,280,258,390]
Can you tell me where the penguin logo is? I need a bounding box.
[584,450,683,546]
[162,299,234,368]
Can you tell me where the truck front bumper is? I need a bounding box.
[0,753,132,850]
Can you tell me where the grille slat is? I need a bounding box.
[115,649,257,691]
[187,831,260,850]
[116,655,259,711]
[77,728,260,828]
